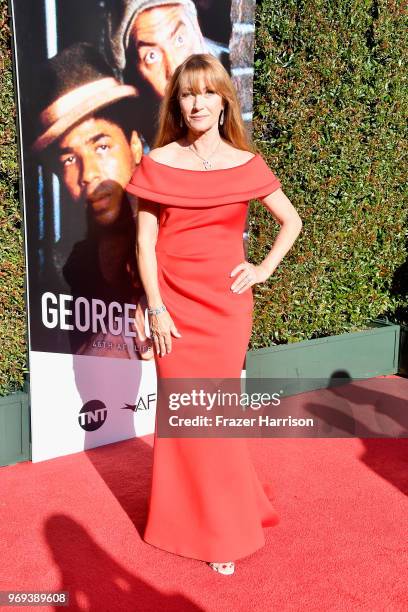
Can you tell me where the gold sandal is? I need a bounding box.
[208,561,235,575]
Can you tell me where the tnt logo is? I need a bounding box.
[78,400,107,431]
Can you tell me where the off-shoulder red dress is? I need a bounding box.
[126,152,282,562]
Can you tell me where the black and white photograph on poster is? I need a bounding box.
[10,0,255,360]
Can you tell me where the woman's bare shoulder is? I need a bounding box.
[147,142,256,166]
[146,143,179,163]
[226,146,257,163]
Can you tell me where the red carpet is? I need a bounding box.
[0,376,407,611]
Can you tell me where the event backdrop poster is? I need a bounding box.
[9,0,256,461]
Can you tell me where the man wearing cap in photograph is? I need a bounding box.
[31,42,153,360]
[108,0,229,99]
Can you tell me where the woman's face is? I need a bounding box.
[178,73,224,134]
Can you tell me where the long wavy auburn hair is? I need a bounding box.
[152,53,256,153]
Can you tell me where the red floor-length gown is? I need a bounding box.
[125,152,281,561]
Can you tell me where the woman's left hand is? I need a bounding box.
[230,261,270,294]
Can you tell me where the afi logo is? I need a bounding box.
[78,400,108,431]
[121,394,156,412]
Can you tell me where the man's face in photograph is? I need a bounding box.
[127,4,205,97]
[54,116,142,227]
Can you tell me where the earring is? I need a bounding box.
[180,115,183,127]
[219,109,224,126]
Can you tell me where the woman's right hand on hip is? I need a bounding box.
[149,311,182,356]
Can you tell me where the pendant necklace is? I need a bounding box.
[187,138,222,170]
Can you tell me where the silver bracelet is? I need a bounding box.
[147,304,167,315]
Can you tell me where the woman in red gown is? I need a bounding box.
[126,54,302,575]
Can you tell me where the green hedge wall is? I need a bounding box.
[0,0,406,393]
[0,0,27,395]
[249,0,407,348]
